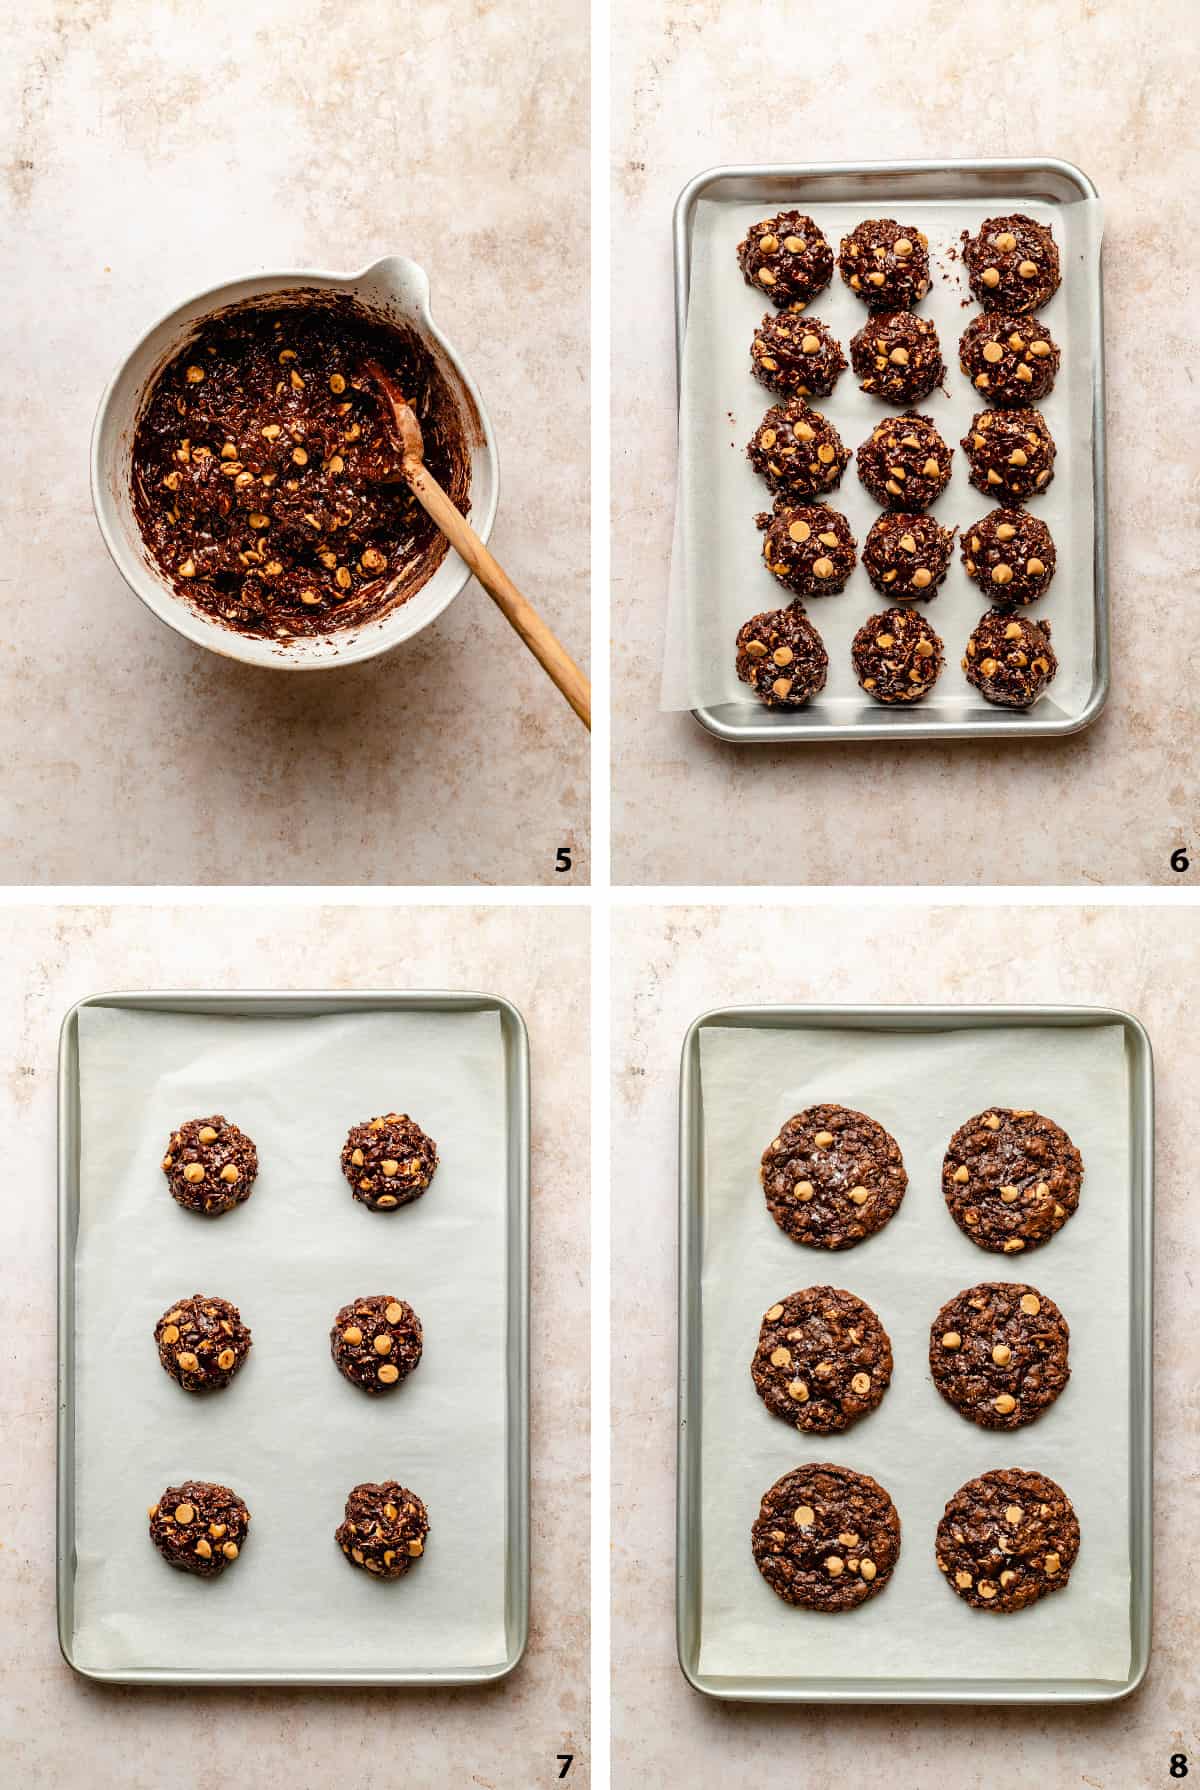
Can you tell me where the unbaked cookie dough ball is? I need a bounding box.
[856,412,952,511]
[959,312,1061,406]
[850,311,944,404]
[758,504,856,598]
[961,409,1056,502]
[336,1481,429,1577]
[838,219,930,309]
[736,607,829,709]
[154,1294,252,1392]
[736,212,835,311]
[852,606,944,704]
[750,313,846,400]
[161,1115,258,1216]
[862,512,955,602]
[149,1480,250,1576]
[747,400,850,500]
[961,509,1057,606]
[331,1295,423,1394]
[341,1113,438,1211]
[962,214,1061,314]
[963,610,1058,709]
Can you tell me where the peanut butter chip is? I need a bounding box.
[942,1331,961,1350]
[898,533,916,553]
[817,444,835,465]
[849,1185,870,1205]
[378,1364,400,1383]
[376,1195,399,1208]
[771,678,793,699]
[222,1542,239,1560]
[825,1555,844,1576]
[981,267,1000,288]
[182,1162,205,1183]
[851,1372,871,1396]
[993,1393,1017,1414]
[770,1346,791,1368]
[788,519,811,543]
[921,457,940,478]
[1043,1551,1061,1574]
[1020,1293,1041,1316]
[174,1503,195,1525]
[773,646,794,667]
[893,238,913,258]
[814,1130,834,1148]
[982,342,1004,364]
[1000,1569,1017,1587]
[217,1348,236,1370]
[176,1351,199,1372]
[788,1379,809,1401]
[794,1505,815,1527]
[813,556,835,579]
[374,1333,393,1355]
[860,1559,877,1581]
[955,1570,973,1588]
[1005,1505,1023,1526]
[794,1180,814,1201]
[1026,557,1045,576]
[801,333,821,353]
[219,1163,240,1183]
[160,1324,180,1344]
[978,1581,997,1600]
[953,1165,969,1183]
[385,1303,404,1324]
[407,1539,424,1557]
[912,568,933,590]
[992,1343,1012,1366]
[1018,259,1038,278]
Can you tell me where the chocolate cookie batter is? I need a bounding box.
[862,512,955,601]
[936,1468,1079,1612]
[850,311,944,404]
[758,503,857,598]
[336,1481,429,1577]
[963,610,1058,709]
[930,1283,1070,1430]
[751,1464,901,1610]
[750,312,847,399]
[149,1481,250,1576]
[132,296,470,639]
[161,1115,258,1217]
[961,509,1057,606]
[837,220,931,309]
[736,213,835,311]
[751,1287,893,1433]
[852,606,944,703]
[761,1104,908,1250]
[748,400,850,501]
[943,1107,1082,1253]
[331,1295,423,1393]
[154,1294,252,1392]
[961,408,1056,501]
[856,413,952,511]
[962,215,1061,314]
[340,1113,438,1211]
[959,312,1061,406]
[735,607,829,708]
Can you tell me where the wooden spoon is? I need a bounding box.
[366,359,591,729]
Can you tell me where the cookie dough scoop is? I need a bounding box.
[366,359,590,729]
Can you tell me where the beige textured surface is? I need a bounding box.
[611,0,1200,886]
[612,904,1197,1788]
[0,903,589,1787]
[0,0,589,886]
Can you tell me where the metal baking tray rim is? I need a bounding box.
[672,158,1109,745]
[675,1002,1152,1704]
[57,988,531,1688]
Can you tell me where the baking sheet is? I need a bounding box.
[689,1020,1133,1688]
[65,1000,517,1680]
[663,168,1104,733]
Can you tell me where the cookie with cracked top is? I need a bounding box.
[961,509,1056,607]
[963,609,1057,709]
[962,214,1061,314]
[758,503,856,598]
[154,1293,252,1392]
[336,1481,429,1577]
[930,1283,1069,1429]
[837,219,930,309]
[856,412,952,511]
[961,407,1055,502]
[149,1480,250,1576]
[341,1112,438,1211]
[752,1286,892,1432]
[761,1104,908,1249]
[936,1468,1079,1611]
[851,310,944,404]
[862,512,955,601]
[752,1463,901,1609]
[735,607,828,709]
[943,1107,1082,1253]
[852,606,944,704]
[959,311,1060,406]
[748,399,850,501]
[737,212,834,311]
[162,1114,258,1216]
[750,312,846,399]
[331,1294,423,1393]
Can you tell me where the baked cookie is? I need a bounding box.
[737,212,834,311]
[750,313,846,399]
[862,512,955,601]
[331,1295,423,1393]
[961,509,1057,607]
[963,610,1058,709]
[751,1464,901,1610]
[959,312,1061,406]
[748,400,850,501]
[850,311,944,404]
[852,606,944,704]
[936,1468,1079,1611]
[962,215,1061,314]
[943,1107,1082,1253]
[856,413,952,511]
[341,1113,438,1211]
[154,1294,252,1392]
[761,1104,908,1249]
[336,1481,429,1577]
[961,408,1056,502]
[148,1481,250,1576]
[930,1283,1070,1429]
[161,1115,258,1216]
[735,607,829,708]
[837,220,930,310]
[751,1286,892,1432]
[758,503,857,598]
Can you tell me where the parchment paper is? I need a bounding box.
[693,1021,1132,1685]
[70,1002,512,1677]
[663,187,1103,718]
